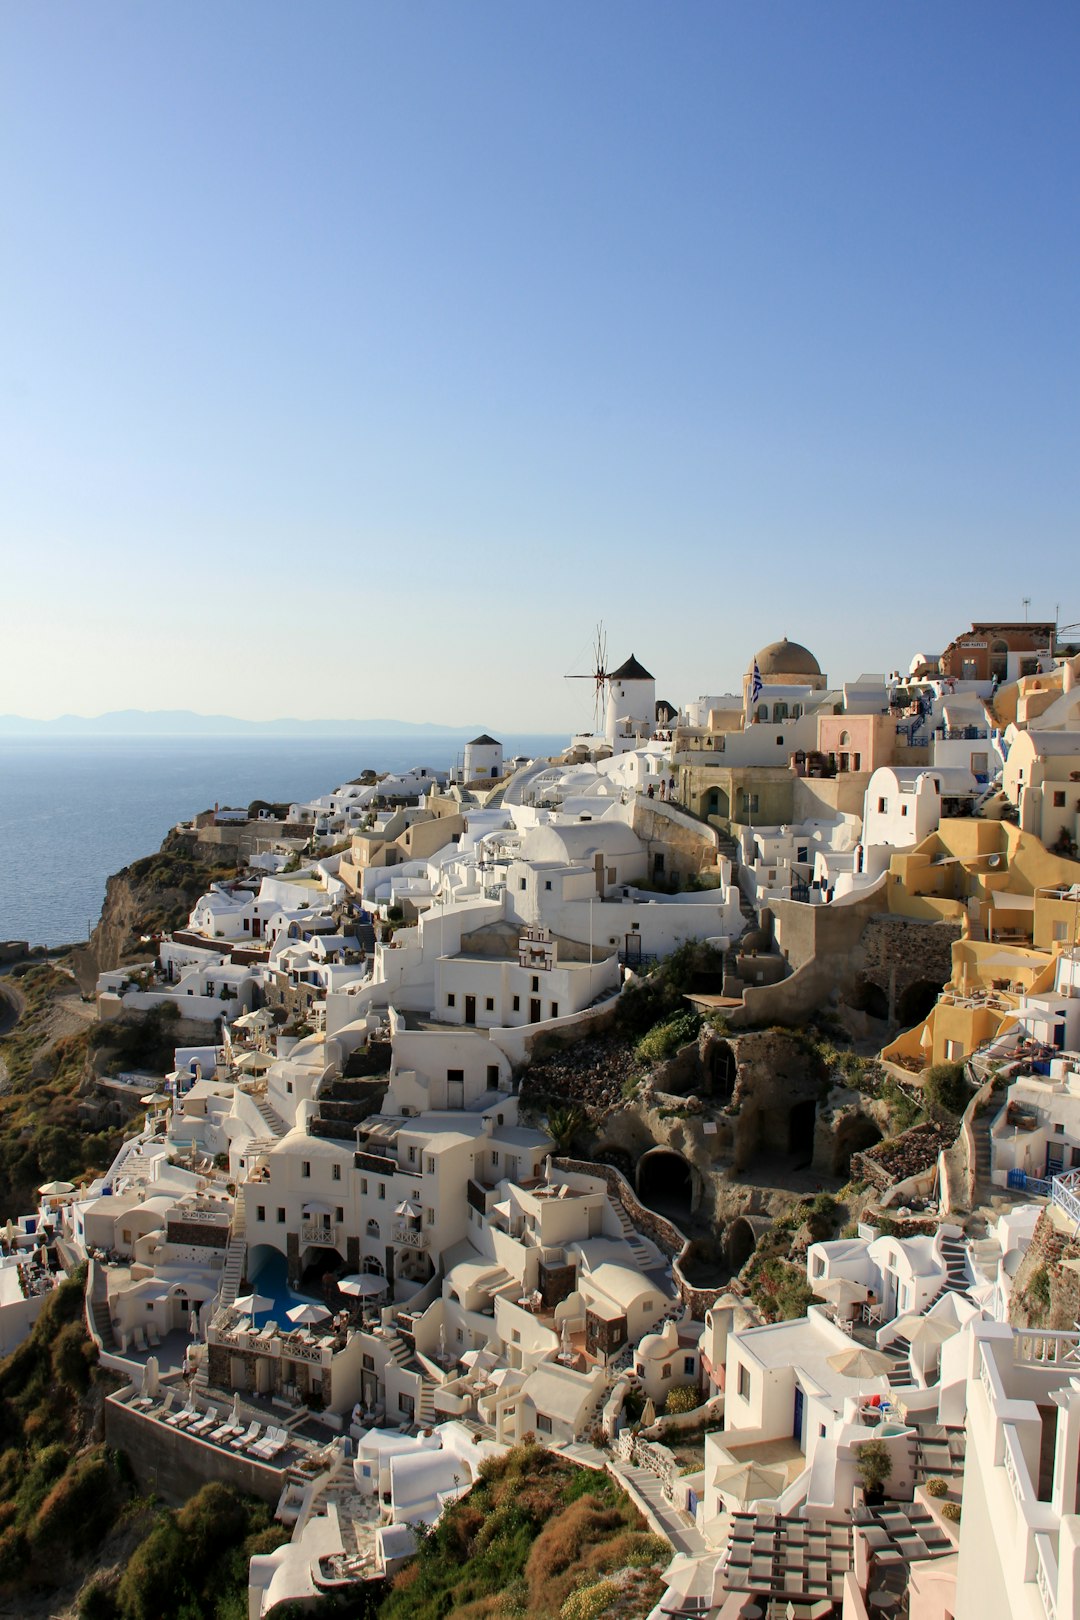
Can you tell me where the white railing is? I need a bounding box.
[1051,1170,1080,1231]
[393,1224,429,1250]
[1014,1328,1080,1366]
[1035,1532,1058,1620]
[282,1337,328,1365]
[300,1223,340,1246]
[1002,1423,1024,1506]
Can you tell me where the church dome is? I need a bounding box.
[751,638,822,678]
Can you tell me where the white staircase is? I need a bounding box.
[609,1198,659,1270]
[219,1187,247,1308]
[252,1096,288,1139]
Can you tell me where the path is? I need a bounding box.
[610,1458,709,1557]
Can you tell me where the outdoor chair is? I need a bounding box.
[210,1418,242,1442]
[146,1323,161,1347]
[231,1421,262,1451]
[189,1408,218,1436]
[132,1327,147,1353]
[165,1400,197,1427]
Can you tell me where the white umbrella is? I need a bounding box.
[232,1291,274,1324]
[712,1460,787,1506]
[827,1346,896,1379]
[142,1355,160,1398]
[235,1051,271,1072]
[38,1180,75,1197]
[816,1278,868,1308]
[337,1274,386,1299]
[287,1302,332,1327]
[641,1397,657,1428]
[229,1391,241,1427]
[892,1315,959,1348]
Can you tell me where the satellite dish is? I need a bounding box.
[988,854,1002,868]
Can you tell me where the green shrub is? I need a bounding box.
[78,1578,118,1619]
[636,1010,700,1065]
[923,1062,970,1118]
[0,1524,27,1583]
[1027,1265,1053,1314]
[924,1477,948,1498]
[664,1386,701,1415]
[855,1439,893,1495]
[561,1578,620,1619]
[941,1500,961,1522]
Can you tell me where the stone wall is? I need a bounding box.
[727,900,959,1030]
[630,799,720,880]
[554,1155,719,1319]
[1008,1211,1080,1331]
[105,1396,289,1506]
[166,1219,230,1249]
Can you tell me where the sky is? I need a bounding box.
[2,3,1078,733]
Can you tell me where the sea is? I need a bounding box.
[0,735,566,949]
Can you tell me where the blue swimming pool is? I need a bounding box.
[249,1248,323,1325]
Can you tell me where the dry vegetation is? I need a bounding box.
[379,1443,669,1620]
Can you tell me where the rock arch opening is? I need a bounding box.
[726,1217,758,1274]
[846,977,890,1021]
[636,1148,693,1222]
[833,1114,884,1178]
[897,978,944,1029]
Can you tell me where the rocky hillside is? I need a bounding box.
[72,832,237,991]
[378,1442,670,1620]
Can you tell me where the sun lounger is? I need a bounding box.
[230,1421,262,1451]
[164,1401,197,1427]
[146,1323,161,1347]
[188,1409,218,1435]
[209,1418,241,1442]
[250,1426,288,1460]
[132,1327,148,1353]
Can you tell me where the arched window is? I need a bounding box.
[756,704,769,723]
[773,702,789,722]
[839,730,851,747]
[792,704,802,719]
[366,1218,380,1237]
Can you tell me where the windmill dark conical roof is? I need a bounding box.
[468,734,502,747]
[608,654,654,681]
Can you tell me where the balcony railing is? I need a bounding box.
[393,1224,429,1249]
[282,1337,329,1365]
[300,1223,341,1246]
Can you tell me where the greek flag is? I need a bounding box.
[750,660,763,705]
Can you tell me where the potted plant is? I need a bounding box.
[855,1438,893,1506]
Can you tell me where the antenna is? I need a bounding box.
[565,622,611,734]
[1023,597,1031,622]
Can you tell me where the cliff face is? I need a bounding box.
[72,830,236,991]
[1008,1209,1080,1331]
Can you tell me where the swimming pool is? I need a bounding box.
[249,1248,324,1324]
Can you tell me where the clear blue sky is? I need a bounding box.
[2,3,1077,731]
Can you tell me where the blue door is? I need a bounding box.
[793,1384,804,1443]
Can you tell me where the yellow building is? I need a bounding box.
[881,821,1080,1072]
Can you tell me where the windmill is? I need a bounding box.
[565,622,611,735]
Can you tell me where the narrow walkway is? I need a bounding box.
[610,1458,708,1557]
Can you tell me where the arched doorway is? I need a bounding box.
[726,1217,758,1274]
[788,1099,817,1164]
[705,787,730,819]
[637,1148,694,1222]
[706,1040,737,1101]
[833,1115,884,1178]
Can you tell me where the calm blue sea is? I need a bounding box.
[0,735,564,948]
